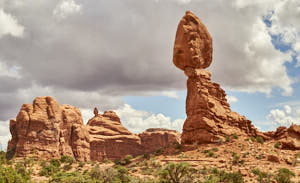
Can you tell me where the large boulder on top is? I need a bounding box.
[173,11,258,144]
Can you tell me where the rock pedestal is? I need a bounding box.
[173,11,257,144]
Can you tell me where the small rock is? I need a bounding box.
[267,155,280,163]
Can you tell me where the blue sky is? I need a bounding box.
[0,0,300,149]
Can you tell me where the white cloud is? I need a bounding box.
[0,9,24,38]
[161,91,179,99]
[266,0,300,66]
[0,62,21,78]
[53,0,82,20]
[267,105,300,126]
[0,121,10,151]
[226,96,238,104]
[115,104,184,133]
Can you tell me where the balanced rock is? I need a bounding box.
[173,11,257,144]
[139,128,181,153]
[7,96,90,161]
[173,11,213,70]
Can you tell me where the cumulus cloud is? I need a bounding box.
[0,0,299,136]
[0,121,10,151]
[226,96,238,104]
[267,105,300,126]
[53,0,82,20]
[115,104,184,133]
[0,9,24,38]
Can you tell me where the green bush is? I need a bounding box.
[0,164,31,183]
[256,136,264,144]
[204,169,243,183]
[252,169,272,183]
[39,163,60,177]
[175,142,182,150]
[63,164,72,171]
[0,151,6,164]
[232,153,240,165]
[158,162,196,183]
[60,155,74,165]
[50,171,93,183]
[50,159,61,168]
[233,134,239,139]
[274,168,295,183]
[274,142,280,149]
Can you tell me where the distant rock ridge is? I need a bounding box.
[263,124,300,150]
[7,96,180,161]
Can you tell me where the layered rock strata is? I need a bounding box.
[87,111,143,161]
[7,96,90,161]
[8,97,181,161]
[173,11,258,144]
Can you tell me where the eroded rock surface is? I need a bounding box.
[87,111,143,161]
[264,124,300,150]
[174,11,258,144]
[173,11,213,70]
[7,96,90,161]
[139,128,181,153]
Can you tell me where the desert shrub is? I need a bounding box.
[63,164,72,171]
[50,159,61,168]
[274,142,281,149]
[0,151,6,164]
[208,151,214,157]
[250,136,256,142]
[175,142,182,150]
[256,136,264,144]
[0,164,31,183]
[143,153,150,159]
[274,168,295,183]
[232,153,240,165]
[252,169,272,183]
[24,157,34,167]
[15,162,32,179]
[50,171,93,183]
[114,165,131,183]
[204,169,243,183]
[116,155,133,166]
[158,162,196,183]
[202,149,210,154]
[225,136,231,142]
[78,162,85,168]
[156,148,162,155]
[39,163,60,177]
[89,165,102,180]
[60,155,74,165]
[212,148,219,152]
[222,171,243,183]
[233,133,239,139]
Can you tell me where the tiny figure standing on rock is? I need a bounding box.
[94,107,98,117]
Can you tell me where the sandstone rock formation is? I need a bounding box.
[87,111,143,161]
[174,11,258,144]
[139,128,181,153]
[173,11,213,70]
[7,96,90,161]
[264,124,300,150]
[8,97,181,161]
[87,112,181,161]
